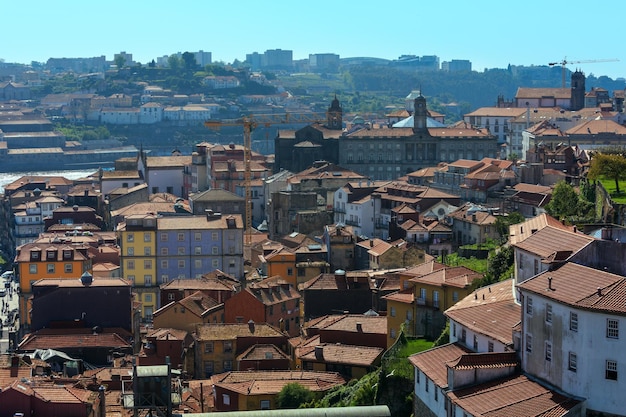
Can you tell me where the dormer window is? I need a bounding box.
[46,250,56,260]
[63,250,72,260]
[30,250,41,261]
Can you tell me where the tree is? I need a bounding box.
[545,181,581,220]
[168,55,181,72]
[277,383,314,409]
[114,55,126,69]
[181,51,197,71]
[587,153,626,194]
[494,212,525,243]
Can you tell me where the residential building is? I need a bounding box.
[159,271,240,306]
[15,241,93,329]
[153,291,224,333]
[323,224,356,272]
[518,262,626,416]
[192,322,287,378]
[236,344,291,372]
[155,213,244,282]
[138,153,192,198]
[188,188,245,221]
[224,276,301,337]
[211,370,344,412]
[138,327,193,370]
[117,214,157,320]
[447,203,499,245]
[464,107,525,145]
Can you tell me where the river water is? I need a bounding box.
[0,169,99,194]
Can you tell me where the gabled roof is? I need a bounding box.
[321,315,387,335]
[194,323,284,341]
[409,342,472,388]
[177,291,222,317]
[190,188,245,202]
[236,344,290,362]
[512,224,594,258]
[445,279,519,345]
[245,276,300,306]
[211,370,345,395]
[518,262,626,314]
[448,374,581,416]
[411,266,483,289]
[299,343,383,367]
[18,329,131,350]
[508,213,573,245]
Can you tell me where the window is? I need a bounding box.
[204,342,214,353]
[127,233,134,242]
[416,370,420,384]
[64,263,72,273]
[606,360,618,380]
[161,260,168,269]
[526,334,532,353]
[433,291,440,308]
[570,312,578,332]
[212,232,218,240]
[178,260,185,268]
[195,259,202,269]
[425,380,429,392]
[127,247,134,256]
[144,247,151,256]
[47,264,55,274]
[420,288,426,301]
[526,296,533,315]
[178,247,185,255]
[390,328,396,339]
[222,393,230,405]
[160,233,168,242]
[195,246,202,255]
[204,361,213,377]
[568,352,577,372]
[461,329,467,343]
[161,248,168,256]
[452,323,456,338]
[488,341,494,352]
[545,304,552,323]
[473,335,478,350]
[127,275,135,282]
[177,233,184,241]
[223,341,232,353]
[195,232,201,241]
[545,342,552,361]
[127,260,135,270]
[145,294,152,302]
[143,233,151,242]
[260,400,270,410]
[212,259,219,268]
[390,307,396,317]
[212,247,219,255]
[144,260,152,269]
[287,268,293,276]
[607,319,619,339]
[452,291,459,302]
[223,360,232,371]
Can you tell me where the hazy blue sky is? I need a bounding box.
[4,0,625,79]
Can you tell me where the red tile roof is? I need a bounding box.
[518,262,626,313]
[445,280,519,345]
[299,343,384,366]
[512,226,594,258]
[18,331,131,350]
[409,343,472,388]
[448,374,580,417]
[447,351,518,370]
[211,370,345,395]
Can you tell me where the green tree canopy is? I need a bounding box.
[277,383,314,409]
[588,153,626,194]
[181,52,197,71]
[494,212,525,243]
[114,55,126,69]
[168,55,181,72]
[545,181,581,221]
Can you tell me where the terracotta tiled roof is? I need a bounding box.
[383,288,415,304]
[211,370,345,395]
[445,280,519,345]
[566,119,626,135]
[447,351,518,370]
[145,155,192,168]
[194,323,284,341]
[508,213,573,245]
[402,260,446,279]
[299,272,374,291]
[448,374,581,416]
[176,291,222,316]
[236,344,290,362]
[412,266,483,289]
[18,331,131,350]
[518,262,626,313]
[190,188,245,202]
[512,225,594,258]
[246,276,300,306]
[321,315,387,335]
[299,343,383,366]
[516,87,572,99]
[448,203,497,225]
[409,343,472,388]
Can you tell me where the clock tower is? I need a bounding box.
[413,92,428,133]
[327,95,343,130]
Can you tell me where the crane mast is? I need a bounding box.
[548,57,619,88]
[205,112,326,245]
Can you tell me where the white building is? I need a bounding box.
[518,262,626,416]
[463,107,525,147]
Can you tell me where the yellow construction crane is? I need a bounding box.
[548,57,619,88]
[205,112,326,244]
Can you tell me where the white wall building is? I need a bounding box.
[518,262,626,416]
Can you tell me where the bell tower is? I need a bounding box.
[570,70,585,111]
[413,92,428,133]
[327,95,343,130]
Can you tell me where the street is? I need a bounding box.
[0,277,20,353]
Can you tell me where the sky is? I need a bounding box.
[3,0,626,80]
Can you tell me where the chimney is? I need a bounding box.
[356,322,363,332]
[84,189,89,197]
[314,346,324,360]
[370,239,374,247]
[597,287,602,297]
[548,276,553,291]
[99,385,106,417]
[248,319,255,333]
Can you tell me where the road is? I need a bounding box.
[0,278,20,353]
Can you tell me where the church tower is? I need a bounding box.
[326,95,343,130]
[570,70,585,111]
[413,92,428,133]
